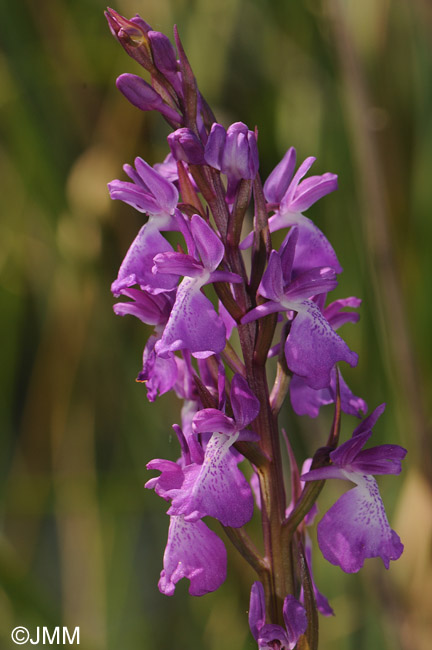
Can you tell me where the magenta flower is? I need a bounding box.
[146,375,257,527]
[137,335,178,402]
[108,156,179,218]
[109,158,184,295]
[192,373,260,443]
[166,431,254,526]
[248,581,307,650]
[241,147,340,273]
[289,297,367,417]
[301,405,407,572]
[112,224,179,295]
[242,229,358,389]
[158,515,227,596]
[154,214,241,358]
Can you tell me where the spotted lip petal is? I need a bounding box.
[285,300,358,390]
[155,277,227,358]
[111,223,179,296]
[316,475,404,572]
[168,431,254,527]
[301,407,407,572]
[158,515,227,596]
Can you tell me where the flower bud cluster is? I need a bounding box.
[106,10,406,648]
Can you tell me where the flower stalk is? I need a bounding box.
[106,9,407,648]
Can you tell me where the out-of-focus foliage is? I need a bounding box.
[1,1,431,648]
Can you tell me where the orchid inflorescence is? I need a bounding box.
[105,8,406,648]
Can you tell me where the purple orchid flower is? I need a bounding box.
[240,147,340,273]
[112,287,174,325]
[242,228,358,389]
[192,373,260,443]
[301,404,407,572]
[249,581,307,650]
[158,514,227,596]
[154,214,241,358]
[108,156,179,219]
[137,335,178,402]
[289,297,367,417]
[110,157,185,295]
[111,223,179,296]
[146,377,256,527]
[165,431,254,526]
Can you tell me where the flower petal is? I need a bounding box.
[168,432,254,527]
[230,374,260,428]
[282,594,308,648]
[248,581,266,641]
[263,147,297,204]
[290,368,367,419]
[192,409,237,436]
[156,278,226,357]
[285,300,358,390]
[352,445,407,475]
[289,172,338,212]
[111,223,178,295]
[284,266,338,302]
[158,515,227,596]
[317,475,404,572]
[190,214,225,271]
[258,250,285,301]
[137,336,178,402]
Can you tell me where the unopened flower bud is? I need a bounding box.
[105,8,153,69]
[148,31,181,94]
[204,123,226,169]
[223,122,259,180]
[116,74,181,125]
[205,122,258,201]
[168,128,205,165]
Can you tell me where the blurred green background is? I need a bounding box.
[1,0,431,648]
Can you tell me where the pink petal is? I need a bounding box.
[317,475,404,573]
[285,300,358,390]
[156,278,226,358]
[168,432,254,527]
[158,516,227,596]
